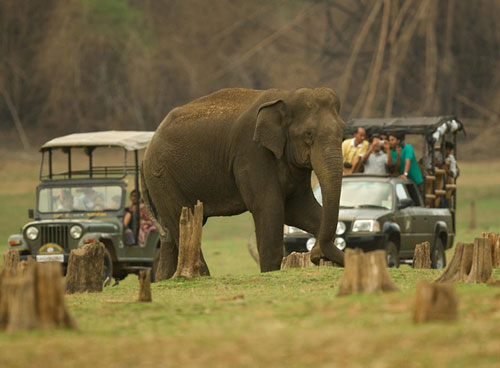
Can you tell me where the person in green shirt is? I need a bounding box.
[388,133,423,186]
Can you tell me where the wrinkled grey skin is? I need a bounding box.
[142,87,345,277]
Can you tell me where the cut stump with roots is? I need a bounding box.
[337,248,397,296]
[281,252,314,269]
[65,240,105,294]
[0,259,76,332]
[138,269,152,302]
[174,201,203,279]
[482,232,500,267]
[435,238,493,283]
[413,280,458,323]
[412,241,431,269]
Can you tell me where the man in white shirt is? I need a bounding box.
[360,135,390,174]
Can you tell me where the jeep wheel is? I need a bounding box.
[103,248,113,285]
[385,240,400,268]
[431,237,446,269]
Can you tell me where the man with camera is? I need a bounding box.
[342,127,369,173]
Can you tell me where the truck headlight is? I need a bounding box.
[284,225,307,235]
[334,237,346,250]
[336,221,346,235]
[70,225,83,239]
[352,220,380,233]
[26,226,39,240]
[306,237,316,251]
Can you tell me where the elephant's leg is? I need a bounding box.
[162,214,180,279]
[199,249,210,276]
[252,206,285,272]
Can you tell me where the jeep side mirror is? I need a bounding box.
[398,198,413,209]
[28,209,34,219]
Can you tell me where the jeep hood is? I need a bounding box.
[338,208,392,221]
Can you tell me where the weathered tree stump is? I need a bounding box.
[435,238,493,283]
[413,280,458,323]
[65,240,105,294]
[337,249,397,296]
[319,259,335,267]
[482,232,500,267]
[3,250,19,271]
[0,261,75,331]
[281,252,313,269]
[138,269,152,302]
[412,241,431,269]
[466,237,492,283]
[173,201,203,279]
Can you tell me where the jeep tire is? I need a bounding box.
[385,240,400,268]
[431,237,446,269]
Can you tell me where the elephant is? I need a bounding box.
[141,87,345,278]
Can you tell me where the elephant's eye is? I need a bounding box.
[304,130,314,144]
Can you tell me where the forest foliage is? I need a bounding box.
[1,0,499,157]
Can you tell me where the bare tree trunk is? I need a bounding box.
[65,240,105,294]
[0,261,75,331]
[412,241,431,269]
[466,237,493,283]
[482,232,500,267]
[337,249,397,296]
[413,280,457,323]
[138,269,152,302]
[3,250,19,271]
[174,201,203,279]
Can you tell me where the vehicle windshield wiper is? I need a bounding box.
[355,204,388,209]
[339,205,355,209]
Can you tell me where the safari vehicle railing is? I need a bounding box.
[345,116,465,232]
[38,131,154,239]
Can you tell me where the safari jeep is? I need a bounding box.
[7,131,161,282]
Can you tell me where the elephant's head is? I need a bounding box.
[253,87,345,264]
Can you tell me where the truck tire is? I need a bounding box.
[385,240,400,268]
[431,237,446,269]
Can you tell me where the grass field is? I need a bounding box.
[0,153,499,367]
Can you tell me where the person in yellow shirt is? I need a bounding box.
[342,127,368,173]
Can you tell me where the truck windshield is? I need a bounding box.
[313,181,393,210]
[38,185,123,213]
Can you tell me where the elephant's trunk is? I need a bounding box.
[311,141,345,266]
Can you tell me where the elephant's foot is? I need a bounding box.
[200,261,211,276]
[310,245,324,265]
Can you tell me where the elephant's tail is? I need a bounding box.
[140,161,168,240]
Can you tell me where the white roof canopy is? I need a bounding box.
[41,131,155,151]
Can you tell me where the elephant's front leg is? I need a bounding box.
[252,204,285,272]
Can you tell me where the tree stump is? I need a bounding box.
[281,252,313,269]
[466,237,492,283]
[173,201,203,279]
[65,240,105,294]
[412,241,431,269]
[413,280,457,323]
[337,249,397,296]
[319,259,335,267]
[138,269,152,302]
[435,238,492,283]
[0,261,75,331]
[482,232,500,267]
[3,250,19,271]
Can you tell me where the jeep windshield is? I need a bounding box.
[313,180,393,210]
[38,185,123,213]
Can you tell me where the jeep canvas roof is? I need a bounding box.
[41,131,155,151]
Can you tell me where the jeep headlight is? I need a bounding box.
[336,221,346,235]
[352,220,380,233]
[70,225,83,239]
[26,226,39,240]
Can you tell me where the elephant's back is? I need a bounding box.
[165,88,263,127]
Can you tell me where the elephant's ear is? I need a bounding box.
[253,100,287,160]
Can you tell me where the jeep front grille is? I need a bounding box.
[40,225,69,250]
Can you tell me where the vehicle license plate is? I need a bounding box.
[36,254,64,263]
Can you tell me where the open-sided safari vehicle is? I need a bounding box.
[7,131,160,282]
[284,116,464,268]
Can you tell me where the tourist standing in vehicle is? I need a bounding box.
[388,133,423,186]
[342,127,369,173]
[444,141,458,201]
[359,135,390,174]
[123,190,155,247]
